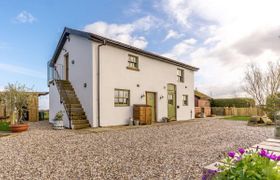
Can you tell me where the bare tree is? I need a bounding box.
[243,61,280,105]
[263,62,280,97]
[243,64,265,105]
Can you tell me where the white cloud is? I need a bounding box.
[159,0,192,28]
[163,38,196,59]
[15,11,36,24]
[163,29,184,41]
[84,16,158,49]
[159,0,280,98]
[0,63,45,78]
[124,0,142,15]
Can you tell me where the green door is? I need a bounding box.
[167,84,176,121]
[146,92,156,123]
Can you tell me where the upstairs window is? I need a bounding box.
[182,95,188,106]
[114,89,130,106]
[177,68,184,82]
[127,54,139,70]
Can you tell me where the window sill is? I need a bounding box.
[114,104,130,107]
[126,66,140,71]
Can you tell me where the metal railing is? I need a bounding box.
[53,69,72,129]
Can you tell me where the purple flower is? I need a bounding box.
[277,156,280,161]
[238,148,245,155]
[228,151,235,158]
[236,156,242,162]
[270,154,277,161]
[266,153,277,161]
[259,149,267,157]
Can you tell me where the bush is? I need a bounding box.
[211,98,255,107]
[215,148,280,179]
[0,121,10,131]
[266,94,280,120]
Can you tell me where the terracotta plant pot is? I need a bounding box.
[10,123,29,133]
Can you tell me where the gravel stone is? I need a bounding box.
[0,118,274,179]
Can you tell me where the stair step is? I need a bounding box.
[65,104,82,108]
[56,80,70,84]
[63,99,80,104]
[68,107,84,112]
[62,96,79,101]
[56,80,89,130]
[72,120,89,125]
[72,123,90,129]
[69,111,85,116]
[71,114,87,119]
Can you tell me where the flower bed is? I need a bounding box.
[203,147,280,179]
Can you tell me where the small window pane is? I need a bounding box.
[182,95,188,106]
[177,69,184,82]
[114,89,130,106]
[128,55,139,69]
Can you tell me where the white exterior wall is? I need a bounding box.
[97,43,195,126]
[49,83,70,128]
[50,34,195,128]
[49,34,94,127]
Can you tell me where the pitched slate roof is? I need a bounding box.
[49,27,199,71]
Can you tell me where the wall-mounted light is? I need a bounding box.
[137,84,140,87]
[160,95,164,99]
[84,83,87,88]
[71,60,75,64]
[141,94,145,99]
[66,35,70,42]
[185,86,187,88]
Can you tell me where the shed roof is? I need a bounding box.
[195,90,212,100]
[49,27,199,71]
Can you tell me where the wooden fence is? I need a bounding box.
[211,107,264,116]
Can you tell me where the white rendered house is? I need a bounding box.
[48,27,199,129]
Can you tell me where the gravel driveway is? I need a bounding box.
[0,118,274,179]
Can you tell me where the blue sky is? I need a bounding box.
[1,0,280,108]
[0,0,195,92]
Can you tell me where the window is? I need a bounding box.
[127,54,139,70]
[177,69,184,82]
[182,95,188,106]
[168,94,174,105]
[114,89,130,106]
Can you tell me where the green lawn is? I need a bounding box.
[223,116,251,121]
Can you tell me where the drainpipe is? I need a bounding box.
[97,40,106,127]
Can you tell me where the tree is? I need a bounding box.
[243,62,280,119]
[0,83,32,124]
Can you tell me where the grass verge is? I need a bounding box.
[223,116,251,121]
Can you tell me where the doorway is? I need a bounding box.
[64,53,69,80]
[146,92,157,123]
[167,84,176,121]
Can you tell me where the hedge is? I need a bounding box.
[211,98,255,108]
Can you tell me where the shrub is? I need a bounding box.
[0,121,10,131]
[211,98,255,107]
[215,148,280,179]
[266,94,280,120]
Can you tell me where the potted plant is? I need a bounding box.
[0,83,31,133]
[53,111,64,130]
[203,147,280,179]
